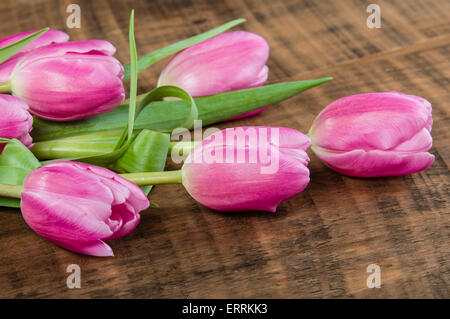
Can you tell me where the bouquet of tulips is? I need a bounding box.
[0,12,434,257]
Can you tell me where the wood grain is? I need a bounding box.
[0,0,448,298]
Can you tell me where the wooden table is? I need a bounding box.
[0,0,448,298]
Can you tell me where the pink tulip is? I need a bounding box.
[0,94,33,152]
[158,31,270,119]
[21,161,149,257]
[7,40,125,121]
[0,29,69,82]
[309,92,434,177]
[182,127,310,212]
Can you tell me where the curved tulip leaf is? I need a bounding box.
[113,129,170,195]
[122,19,245,81]
[73,85,197,166]
[135,85,198,133]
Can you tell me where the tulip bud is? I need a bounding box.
[7,40,125,121]
[21,161,149,256]
[0,94,33,152]
[158,31,269,119]
[309,92,434,177]
[0,29,69,82]
[181,127,311,212]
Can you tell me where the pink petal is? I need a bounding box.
[48,238,114,257]
[13,40,116,71]
[21,161,150,256]
[11,51,124,121]
[24,162,115,206]
[0,94,33,150]
[158,31,269,97]
[312,146,435,177]
[74,162,149,212]
[393,128,432,152]
[0,30,69,52]
[105,202,141,240]
[310,92,432,152]
[0,30,69,82]
[21,192,114,242]
[183,127,310,212]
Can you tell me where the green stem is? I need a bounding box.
[31,131,120,159]
[0,81,11,93]
[0,171,182,199]
[120,170,182,186]
[0,183,23,198]
[31,132,197,160]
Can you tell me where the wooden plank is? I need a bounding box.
[0,0,448,298]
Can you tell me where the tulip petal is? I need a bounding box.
[277,127,312,150]
[183,127,310,212]
[21,192,114,242]
[12,40,115,71]
[0,94,33,150]
[312,146,435,177]
[0,30,69,82]
[105,202,141,240]
[158,31,269,97]
[11,51,125,121]
[0,30,69,52]
[310,92,432,151]
[393,128,432,152]
[21,161,149,256]
[24,162,115,206]
[48,238,114,257]
[74,162,150,212]
[184,146,310,212]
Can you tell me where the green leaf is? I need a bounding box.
[122,18,245,81]
[113,130,170,174]
[0,28,49,64]
[134,85,198,132]
[113,129,170,196]
[32,78,333,142]
[126,9,138,145]
[149,201,160,208]
[0,139,41,208]
[0,139,41,171]
[0,167,33,185]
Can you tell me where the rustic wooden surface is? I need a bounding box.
[0,0,448,298]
